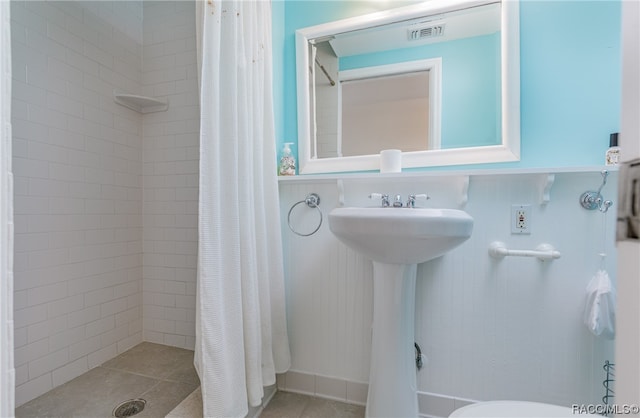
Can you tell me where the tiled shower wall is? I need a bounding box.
[11,0,200,406]
[141,1,199,350]
[11,1,144,405]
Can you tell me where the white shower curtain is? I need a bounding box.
[195,1,291,417]
[0,1,14,416]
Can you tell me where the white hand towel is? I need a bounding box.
[583,270,616,339]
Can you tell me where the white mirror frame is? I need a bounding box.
[295,0,520,174]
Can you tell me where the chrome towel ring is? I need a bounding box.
[288,193,322,236]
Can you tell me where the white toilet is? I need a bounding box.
[449,400,601,417]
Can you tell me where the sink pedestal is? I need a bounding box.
[328,206,474,417]
[367,262,419,418]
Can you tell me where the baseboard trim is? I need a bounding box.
[276,370,479,418]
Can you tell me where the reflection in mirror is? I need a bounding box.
[317,58,442,158]
[341,69,433,157]
[296,0,520,174]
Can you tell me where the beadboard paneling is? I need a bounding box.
[279,170,617,413]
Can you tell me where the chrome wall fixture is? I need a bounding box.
[287,193,323,236]
[368,193,430,208]
[580,170,614,213]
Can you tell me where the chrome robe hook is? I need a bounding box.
[580,170,614,212]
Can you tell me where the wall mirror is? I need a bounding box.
[295,0,520,174]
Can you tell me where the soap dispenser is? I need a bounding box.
[278,142,296,176]
[605,133,620,166]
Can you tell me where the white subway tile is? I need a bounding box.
[174,320,195,337]
[83,41,114,69]
[13,158,49,179]
[47,295,85,319]
[48,127,85,151]
[87,344,117,369]
[25,65,68,96]
[14,196,49,215]
[11,2,47,35]
[14,338,49,367]
[27,178,70,198]
[84,287,115,307]
[12,41,48,71]
[47,56,84,83]
[48,163,85,183]
[12,0,202,402]
[46,92,83,118]
[12,136,29,159]
[14,305,48,329]
[52,357,88,387]
[99,324,129,347]
[68,336,100,361]
[15,373,53,408]
[48,230,84,248]
[162,334,186,348]
[16,263,81,292]
[27,141,69,164]
[48,197,84,215]
[85,316,115,338]
[27,281,68,306]
[117,334,143,355]
[48,326,86,352]
[27,105,67,131]
[65,47,101,75]
[15,364,29,386]
[14,290,29,310]
[115,306,140,327]
[27,315,68,344]
[67,306,101,329]
[101,297,128,318]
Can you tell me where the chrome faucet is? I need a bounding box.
[381,194,390,207]
[369,193,390,207]
[369,193,429,208]
[406,194,430,208]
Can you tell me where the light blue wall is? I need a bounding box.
[273,0,621,171]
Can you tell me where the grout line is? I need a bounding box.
[97,364,199,388]
[138,379,165,399]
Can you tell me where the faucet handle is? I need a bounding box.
[406,194,430,208]
[369,193,390,207]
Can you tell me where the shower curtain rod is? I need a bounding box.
[314,58,335,86]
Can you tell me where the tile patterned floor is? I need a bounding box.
[15,341,363,418]
[168,387,365,418]
[15,342,199,418]
[261,391,365,418]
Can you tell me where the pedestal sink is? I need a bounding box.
[328,207,474,418]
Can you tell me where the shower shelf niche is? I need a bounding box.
[114,92,168,113]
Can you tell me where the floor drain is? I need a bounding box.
[113,399,146,418]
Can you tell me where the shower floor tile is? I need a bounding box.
[15,342,199,418]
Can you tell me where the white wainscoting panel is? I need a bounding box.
[278,170,617,416]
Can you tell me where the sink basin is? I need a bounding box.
[328,207,474,264]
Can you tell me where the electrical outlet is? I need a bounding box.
[511,204,531,234]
